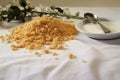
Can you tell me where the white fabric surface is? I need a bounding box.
[1,40,118,80]
[0,7,120,80]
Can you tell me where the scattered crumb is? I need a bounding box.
[0,35,5,42]
[64,44,68,47]
[0,35,4,39]
[43,49,49,54]
[1,39,4,43]
[48,45,56,49]
[68,53,74,59]
[54,57,59,60]
[81,59,87,63]
[52,51,58,56]
[6,40,11,43]
[57,44,64,50]
[35,52,41,57]
[11,44,18,51]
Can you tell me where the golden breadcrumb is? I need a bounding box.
[43,49,49,54]
[11,44,18,51]
[57,44,64,50]
[68,53,74,59]
[0,35,4,39]
[6,16,77,50]
[48,45,56,49]
[35,52,41,57]
[52,52,57,56]
[0,35,5,42]
[54,57,59,60]
[6,39,11,43]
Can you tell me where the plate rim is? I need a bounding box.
[74,20,120,39]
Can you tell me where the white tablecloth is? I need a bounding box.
[0,7,120,80]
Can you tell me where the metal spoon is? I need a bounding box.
[84,13,111,33]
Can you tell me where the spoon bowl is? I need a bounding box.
[84,13,111,33]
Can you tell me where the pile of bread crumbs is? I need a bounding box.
[5,16,77,50]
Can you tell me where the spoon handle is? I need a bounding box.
[96,21,111,33]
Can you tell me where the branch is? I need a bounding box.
[31,11,84,19]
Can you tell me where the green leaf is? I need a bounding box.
[19,0,27,7]
[75,12,79,17]
[7,6,21,22]
[0,11,8,15]
[0,16,3,22]
[50,5,55,10]
[1,16,7,20]
[8,8,15,22]
[50,6,64,13]
[55,7,64,13]
[20,13,25,22]
[9,6,21,16]
[26,7,34,12]
[8,15,15,22]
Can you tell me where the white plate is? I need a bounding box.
[75,20,120,39]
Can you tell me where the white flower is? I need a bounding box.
[63,8,71,15]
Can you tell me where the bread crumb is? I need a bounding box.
[11,44,18,51]
[52,52,57,56]
[57,44,64,50]
[81,59,87,63]
[64,44,68,47]
[0,35,5,42]
[48,45,56,49]
[44,49,49,54]
[35,52,41,56]
[54,57,59,60]
[0,35,4,39]
[6,16,77,50]
[68,53,74,59]
[6,40,11,43]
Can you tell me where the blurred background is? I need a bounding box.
[0,0,120,7]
